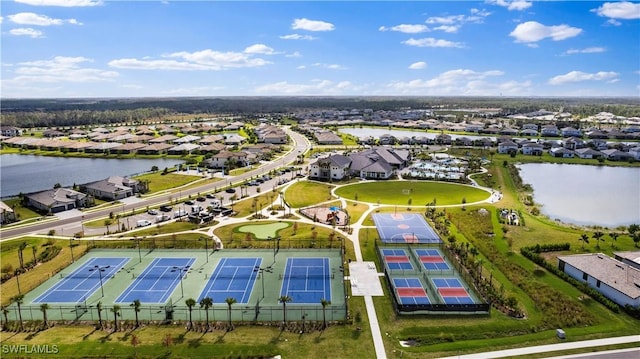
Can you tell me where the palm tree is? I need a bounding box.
[629,224,640,248]
[18,242,27,269]
[199,297,213,330]
[320,298,331,329]
[609,232,619,248]
[225,297,236,331]
[278,295,292,326]
[592,231,604,249]
[131,299,141,328]
[40,303,50,329]
[111,305,121,331]
[11,294,24,331]
[96,301,103,330]
[578,234,589,249]
[1,306,9,330]
[185,298,196,331]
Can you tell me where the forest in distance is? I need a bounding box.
[1,96,639,128]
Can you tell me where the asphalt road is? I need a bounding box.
[0,128,311,241]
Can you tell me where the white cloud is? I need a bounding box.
[9,27,44,38]
[510,21,582,43]
[14,0,101,6]
[592,2,640,20]
[562,47,606,56]
[279,34,317,40]
[311,63,346,70]
[8,12,81,26]
[255,79,351,95]
[387,69,530,95]
[9,56,118,83]
[244,44,276,55]
[548,71,619,85]
[487,0,532,11]
[379,24,430,34]
[408,61,427,70]
[285,51,302,58]
[292,18,335,32]
[402,37,465,48]
[162,86,225,95]
[434,25,459,33]
[109,49,271,71]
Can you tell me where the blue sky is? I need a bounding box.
[1,0,639,98]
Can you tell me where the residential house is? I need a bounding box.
[561,127,582,138]
[614,252,640,270]
[601,149,634,161]
[558,253,640,308]
[574,148,603,159]
[167,143,200,155]
[497,140,518,154]
[137,143,173,155]
[0,201,16,224]
[81,176,141,201]
[199,135,225,145]
[315,131,343,145]
[0,126,22,137]
[150,134,179,144]
[541,125,560,137]
[563,137,586,150]
[223,134,246,146]
[204,150,248,169]
[521,142,544,155]
[348,153,394,179]
[629,147,640,160]
[174,135,201,144]
[309,154,352,181]
[522,123,538,131]
[549,147,574,158]
[520,128,538,137]
[25,188,87,213]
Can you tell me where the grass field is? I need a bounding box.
[284,181,336,208]
[133,172,201,193]
[335,180,489,206]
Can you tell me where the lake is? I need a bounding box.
[517,163,640,227]
[0,154,184,198]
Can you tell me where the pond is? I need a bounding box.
[0,154,184,198]
[517,163,640,227]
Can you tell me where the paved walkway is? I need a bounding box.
[437,335,640,359]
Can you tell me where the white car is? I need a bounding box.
[136,219,152,227]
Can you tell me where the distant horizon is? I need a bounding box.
[2,95,640,100]
[1,1,638,98]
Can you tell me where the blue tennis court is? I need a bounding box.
[280,258,331,304]
[381,248,414,270]
[33,257,129,303]
[372,213,441,243]
[393,278,430,305]
[432,278,474,305]
[199,257,261,304]
[116,257,195,304]
[414,248,450,271]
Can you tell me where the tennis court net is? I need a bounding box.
[279,273,334,280]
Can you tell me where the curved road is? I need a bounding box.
[0,128,311,241]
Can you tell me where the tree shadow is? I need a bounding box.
[82,327,99,341]
[187,337,202,348]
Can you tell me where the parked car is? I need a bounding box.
[206,193,216,199]
[225,188,236,193]
[155,214,170,223]
[184,200,195,205]
[196,197,206,202]
[174,209,187,218]
[160,205,173,212]
[147,209,158,215]
[136,219,152,227]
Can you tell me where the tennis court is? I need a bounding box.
[381,248,414,270]
[280,257,331,304]
[116,257,196,304]
[414,248,450,271]
[432,278,475,305]
[372,213,441,243]
[198,257,260,304]
[393,278,430,305]
[33,257,129,303]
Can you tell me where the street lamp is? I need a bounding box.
[253,265,272,299]
[134,236,141,263]
[171,266,190,298]
[69,238,75,263]
[89,265,110,297]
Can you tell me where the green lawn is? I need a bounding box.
[284,181,336,208]
[335,180,489,206]
[133,172,201,193]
